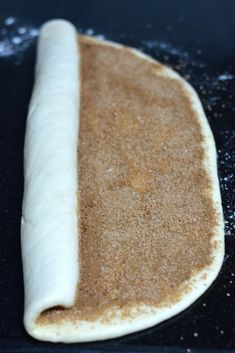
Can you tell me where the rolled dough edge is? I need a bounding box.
[21,19,80,337]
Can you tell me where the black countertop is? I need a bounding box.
[0,1,234,352]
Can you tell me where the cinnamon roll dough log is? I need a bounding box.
[21,20,224,342]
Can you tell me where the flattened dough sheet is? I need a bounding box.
[21,20,224,342]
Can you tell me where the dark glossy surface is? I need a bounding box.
[0,1,234,352]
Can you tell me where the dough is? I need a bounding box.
[21,19,224,342]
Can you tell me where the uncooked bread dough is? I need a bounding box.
[21,19,224,342]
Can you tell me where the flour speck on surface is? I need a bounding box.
[85,28,95,36]
[4,17,16,26]
[83,28,106,41]
[0,17,38,60]
[142,39,189,59]
[218,73,234,81]
[17,27,27,34]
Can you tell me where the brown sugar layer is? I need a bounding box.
[41,36,217,323]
